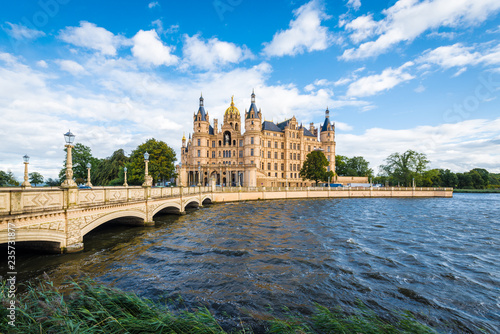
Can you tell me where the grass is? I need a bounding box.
[453,189,500,193]
[0,276,442,334]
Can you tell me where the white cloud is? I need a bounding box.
[346,0,361,11]
[59,21,126,56]
[414,83,426,93]
[341,0,500,60]
[262,0,332,57]
[182,34,253,70]
[335,121,353,131]
[148,1,159,9]
[3,22,45,40]
[418,43,480,69]
[337,118,500,174]
[344,14,378,43]
[36,60,48,68]
[346,61,415,97]
[132,29,179,66]
[57,60,86,75]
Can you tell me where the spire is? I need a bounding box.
[196,94,207,121]
[321,107,332,132]
[247,90,259,119]
[182,132,186,141]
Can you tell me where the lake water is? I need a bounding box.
[4,193,499,333]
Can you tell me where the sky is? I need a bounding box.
[0,0,499,181]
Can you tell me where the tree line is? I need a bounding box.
[298,149,499,189]
[1,145,498,189]
[0,138,176,187]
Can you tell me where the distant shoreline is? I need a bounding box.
[454,189,500,193]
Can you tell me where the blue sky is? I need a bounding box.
[1,0,499,180]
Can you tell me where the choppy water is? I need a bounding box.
[4,193,500,333]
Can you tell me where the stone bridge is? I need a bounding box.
[0,186,214,252]
[0,186,452,253]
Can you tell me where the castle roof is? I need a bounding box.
[262,121,283,132]
[247,90,259,119]
[197,95,207,121]
[225,96,240,116]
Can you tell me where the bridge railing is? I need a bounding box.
[213,186,453,192]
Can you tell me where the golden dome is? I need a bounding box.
[224,95,240,116]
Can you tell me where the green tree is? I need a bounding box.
[0,170,19,187]
[29,172,44,186]
[59,143,99,184]
[300,150,334,186]
[439,169,458,188]
[335,155,349,176]
[456,172,473,189]
[45,178,60,187]
[379,150,429,186]
[421,169,441,187]
[93,149,130,186]
[128,139,176,185]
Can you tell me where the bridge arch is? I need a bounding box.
[0,229,66,247]
[183,198,200,210]
[152,202,182,216]
[201,195,213,206]
[81,210,147,238]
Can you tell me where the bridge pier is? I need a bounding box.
[65,242,84,253]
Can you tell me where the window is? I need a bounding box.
[207,140,209,146]
[197,139,201,146]
[229,151,231,158]
[290,143,293,149]
[293,143,296,150]
[268,141,271,148]
[274,152,278,159]
[197,150,200,157]
[262,162,264,169]
[290,172,293,178]
[281,142,284,149]
[293,164,296,171]
[327,146,330,152]
[207,151,209,158]
[298,144,300,150]
[274,163,278,170]
[308,145,311,151]
[219,140,222,146]
[327,156,330,162]
[290,163,292,171]
[251,137,254,144]
[239,140,243,147]
[239,150,243,158]
[268,151,271,158]
[298,154,300,160]
[295,173,297,179]
[275,141,278,148]
[293,153,296,160]
[281,152,284,159]
[290,153,292,159]
[268,163,271,170]
[212,151,215,158]
[251,148,254,156]
[219,151,221,157]
[212,141,215,148]
[281,163,284,171]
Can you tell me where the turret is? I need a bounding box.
[182,133,186,147]
[223,96,241,132]
[320,107,335,172]
[194,94,210,133]
[245,90,262,131]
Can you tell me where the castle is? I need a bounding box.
[179,91,335,187]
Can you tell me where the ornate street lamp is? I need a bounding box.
[61,130,77,188]
[123,167,128,187]
[21,154,31,188]
[86,163,92,187]
[178,162,182,187]
[142,151,153,187]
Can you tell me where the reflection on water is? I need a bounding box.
[2,194,499,333]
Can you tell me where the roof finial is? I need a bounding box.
[325,107,330,119]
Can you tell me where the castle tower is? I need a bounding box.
[320,107,335,172]
[243,90,261,187]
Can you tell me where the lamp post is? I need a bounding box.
[197,165,201,186]
[142,151,153,187]
[86,163,92,187]
[178,162,182,187]
[21,154,31,188]
[123,167,128,187]
[61,130,77,188]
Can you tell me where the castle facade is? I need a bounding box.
[179,92,335,187]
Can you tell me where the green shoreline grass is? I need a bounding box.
[0,277,443,334]
[453,189,500,193]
